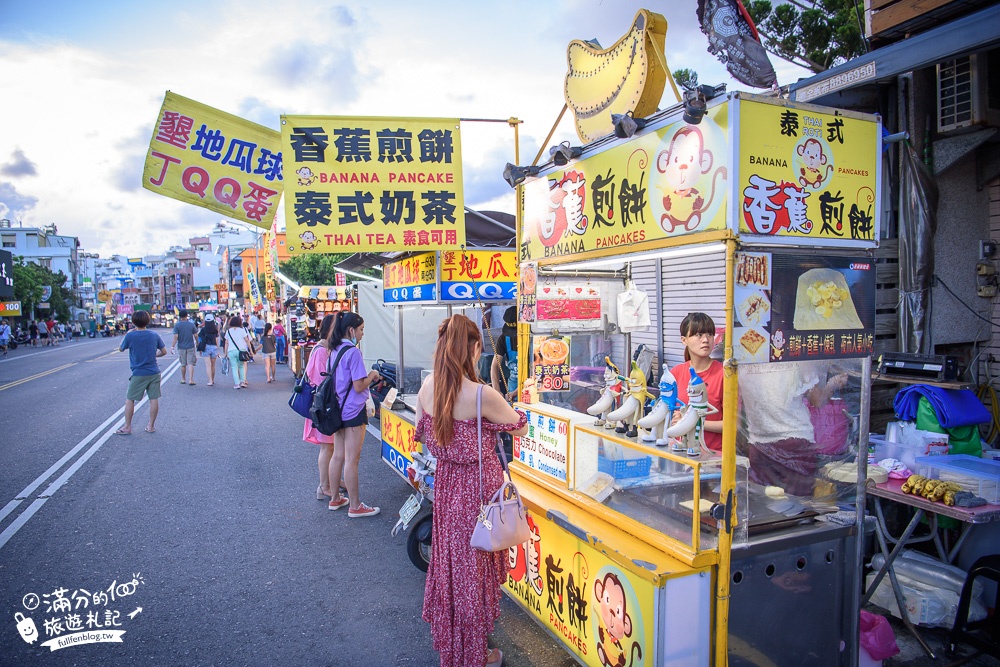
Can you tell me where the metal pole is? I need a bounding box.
[397,308,406,397]
[852,354,873,667]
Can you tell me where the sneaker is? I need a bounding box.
[347,503,380,518]
[328,496,349,511]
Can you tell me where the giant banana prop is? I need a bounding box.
[638,364,684,446]
[564,9,674,143]
[665,367,719,457]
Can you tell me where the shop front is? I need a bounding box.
[504,92,881,666]
[287,285,357,377]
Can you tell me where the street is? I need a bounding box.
[0,335,575,666]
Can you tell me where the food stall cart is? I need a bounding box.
[504,91,881,666]
[287,284,357,378]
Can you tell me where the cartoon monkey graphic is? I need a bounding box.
[594,573,643,667]
[298,230,319,250]
[656,126,727,233]
[296,167,317,186]
[796,138,833,189]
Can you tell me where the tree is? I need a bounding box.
[12,256,43,318]
[745,0,866,73]
[278,253,379,287]
[673,68,699,91]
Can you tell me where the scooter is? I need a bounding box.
[391,450,437,572]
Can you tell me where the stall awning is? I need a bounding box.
[788,3,1000,105]
[335,208,516,273]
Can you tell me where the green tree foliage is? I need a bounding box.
[12,258,72,321]
[278,253,379,287]
[745,0,866,73]
[673,68,699,91]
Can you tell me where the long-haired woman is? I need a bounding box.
[222,315,254,389]
[326,311,382,517]
[414,315,528,667]
[261,322,277,382]
[303,313,341,500]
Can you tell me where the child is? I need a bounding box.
[670,312,724,452]
[115,310,167,435]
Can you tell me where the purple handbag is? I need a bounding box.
[470,385,530,552]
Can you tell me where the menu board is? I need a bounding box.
[734,251,875,363]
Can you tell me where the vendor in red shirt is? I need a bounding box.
[670,312,724,452]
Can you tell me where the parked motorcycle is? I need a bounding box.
[391,450,437,572]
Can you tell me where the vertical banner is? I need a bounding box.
[264,222,277,302]
[174,274,182,306]
[281,116,465,254]
[143,92,283,229]
[737,96,880,246]
[0,250,14,299]
[247,270,263,310]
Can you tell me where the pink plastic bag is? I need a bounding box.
[859,610,900,661]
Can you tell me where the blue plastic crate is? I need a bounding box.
[598,454,652,479]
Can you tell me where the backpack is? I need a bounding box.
[503,335,518,394]
[309,345,353,436]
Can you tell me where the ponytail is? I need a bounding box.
[332,311,364,343]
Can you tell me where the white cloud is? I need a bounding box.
[0,0,810,257]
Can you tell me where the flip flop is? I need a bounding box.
[114,428,131,436]
[144,426,155,433]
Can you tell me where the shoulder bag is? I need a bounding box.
[470,385,531,552]
[289,373,315,419]
[228,330,252,362]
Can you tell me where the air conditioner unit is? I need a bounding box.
[937,51,1000,134]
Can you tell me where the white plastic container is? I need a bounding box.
[872,434,949,470]
[914,454,1000,504]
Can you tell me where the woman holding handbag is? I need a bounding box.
[222,315,254,389]
[303,314,340,501]
[413,315,527,667]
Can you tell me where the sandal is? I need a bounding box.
[485,648,503,667]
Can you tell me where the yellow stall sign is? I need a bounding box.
[383,252,437,303]
[143,92,283,230]
[380,409,418,478]
[505,509,656,667]
[521,104,729,263]
[439,249,517,302]
[737,96,880,245]
[282,116,465,254]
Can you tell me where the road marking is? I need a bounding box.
[0,360,181,551]
[0,362,78,391]
[0,339,107,364]
[86,349,122,362]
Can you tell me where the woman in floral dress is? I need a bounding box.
[414,315,528,667]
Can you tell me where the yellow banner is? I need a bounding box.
[522,104,728,263]
[381,409,419,477]
[505,510,655,666]
[737,97,879,243]
[142,91,282,230]
[383,252,437,303]
[281,116,465,254]
[264,222,277,302]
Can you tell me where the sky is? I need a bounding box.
[0,0,810,258]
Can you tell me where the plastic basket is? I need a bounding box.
[598,454,652,479]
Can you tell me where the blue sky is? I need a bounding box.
[0,0,809,257]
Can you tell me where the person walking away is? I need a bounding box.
[39,319,49,346]
[261,322,277,382]
[200,314,220,386]
[47,318,58,346]
[223,315,253,389]
[414,315,527,667]
[171,310,199,385]
[273,321,287,364]
[251,312,264,342]
[115,310,167,435]
[0,319,10,356]
[326,312,382,517]
[303,314,341,501]
[28,320,38,346]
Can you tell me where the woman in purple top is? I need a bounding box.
[326,312,382,518]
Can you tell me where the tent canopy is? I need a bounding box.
[335,209,515,273]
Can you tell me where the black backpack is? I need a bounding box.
[309,345,353,436]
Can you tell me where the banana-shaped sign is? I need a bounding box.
[564,9,671,143]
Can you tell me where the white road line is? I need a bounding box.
[0,360,181,552]
[0,339,107,363]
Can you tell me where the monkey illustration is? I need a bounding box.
[296,167,317,186]
[796,138,833,189]
[656,126,727,233]
[594,572,643,667]
[298,230,318,250]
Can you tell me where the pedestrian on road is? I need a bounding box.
[47,318,58,346]
[261,322,277,382]
[115,310,167,435]
[0,319,10,356]
[413,315,528,667]
[273,321,287,364]
[303,313,340,501]
[326,312,382,518]
[171,310,199,385]
[199,314,220,386]
[223,315,254,389]
[39,319,49,345]
[251,312,264,342]
[29,320,38,346]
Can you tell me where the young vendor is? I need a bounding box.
[671,312,724,452]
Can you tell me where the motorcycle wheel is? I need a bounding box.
[406,513,433,572]
[7,341,15,350]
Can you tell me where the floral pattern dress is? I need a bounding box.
[415,407,527,667]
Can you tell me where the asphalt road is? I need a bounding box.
[0,334,575,667]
